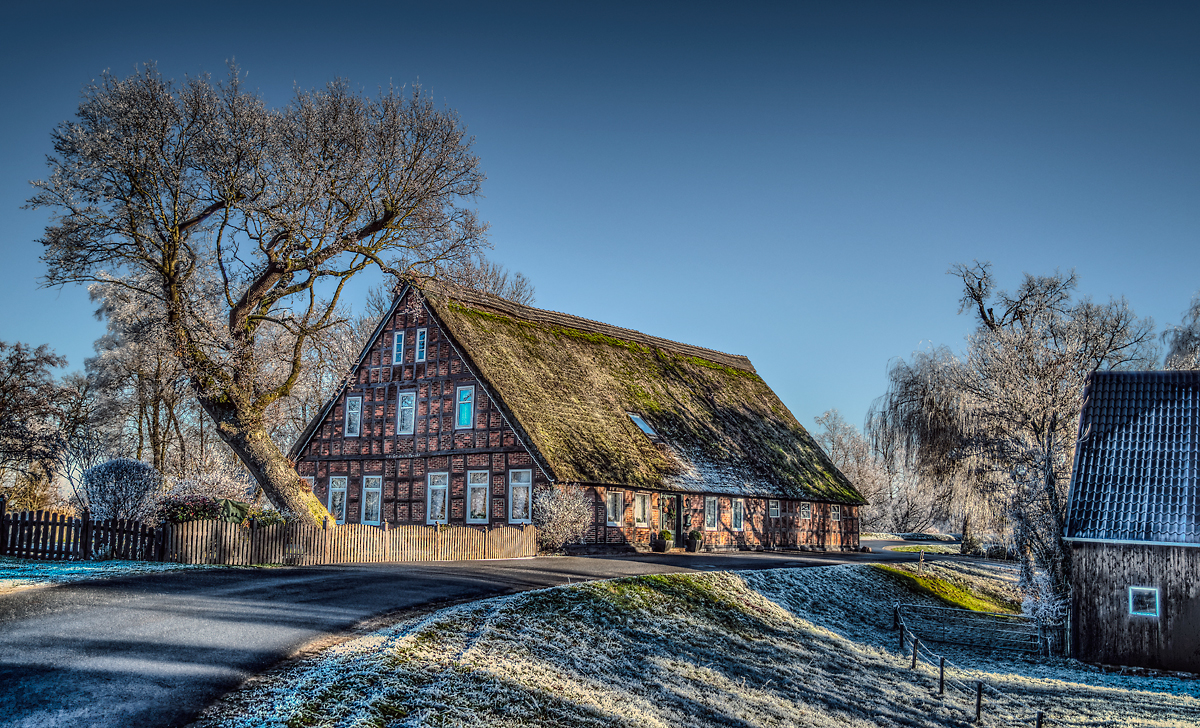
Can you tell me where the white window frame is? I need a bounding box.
[328,476,348,525]
[509,470,533,524]
[731,498,745,531]
[768,499,780,518]
[1129,586,1160,617]
[830,504,842,522]
[427,472,449,524]
[800,502,812,520]
[397,390,416,435]
[362,475,383,526]
[344,395,362,438]
[634,493,650,528]
[606,490,625,526]
[415,328,428,362]
[456,385,475,429]
[392,331,405,365]
[467,471,490,524]
[704,496,718,530]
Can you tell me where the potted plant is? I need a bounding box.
[654,529,674,552]
[687,529,703,552]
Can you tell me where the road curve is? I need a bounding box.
[0,542,929,727]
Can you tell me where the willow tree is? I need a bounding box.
[30,65,487,525]
[868,262,1156,606]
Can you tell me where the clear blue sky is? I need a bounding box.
[2,1,1197,433]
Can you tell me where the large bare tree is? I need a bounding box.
[30,65,487,525]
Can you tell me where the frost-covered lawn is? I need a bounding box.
[888,544,962,555]
[192,562,1200,728]
[0,556,216,590]
[863,532,959,542]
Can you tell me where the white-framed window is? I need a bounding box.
[634,493,650,527]
[415,328,428,362]
[397,391,416,435]
[362,475,382,525]
[768,499,780,518]
[1129,586,1160,617]
[731,498,745,531]
[456,386,475,429]
[509,470,532,523]
[830,504,842,522]
[467,471,489,524]
[392,331,405,365]
[328,476,347,525]
[606,490,625,526]
[705,496,718,530]
[800,502,812,520]
[344,396,362,437]
[427,472,449,524]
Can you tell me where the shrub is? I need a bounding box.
[159,495,222,524]
[81,458,164,522]
[659,529,674,542]
[688,529,703,542]
[533,486,592,551]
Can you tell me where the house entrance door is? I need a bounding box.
[662,494,682,542]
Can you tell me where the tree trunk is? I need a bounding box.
[197,397,330,526]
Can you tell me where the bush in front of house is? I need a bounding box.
[533,486,591,551]
[159,495,223,524]
[81,458,165,522]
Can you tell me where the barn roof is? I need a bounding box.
[1065,370,1200,545]
[418,281,864,503]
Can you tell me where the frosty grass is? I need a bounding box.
[193,562,1200,728]
[0,556,214,590]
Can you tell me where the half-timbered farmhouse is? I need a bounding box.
[290,280,866,551]
[1064,370,1200,671]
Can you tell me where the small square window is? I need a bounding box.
[704,497,718,530]
[416,328,428,362]
[392,332,405,365]
[606,490,625,526]
[800,502,812,520]
[768,500,780,518]
[344,396,362,437]
[830,504,841,522]
[1129,587,1160,617]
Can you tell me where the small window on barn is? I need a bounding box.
[392,332,405,365]
[467,471,489,524]
[329,476,348,525]
[606,491,625,526]
[416,328,428,362]
[344,396,362,437]
[634,493,650,527]
[427,472,449,524]
[509,470,533,523]
[830,504,841,522]
[769,500,780,518]
[1129,587,1160,617]
[627,413,659,439]
[731,499,745,531]
[398,391,416,435]
[704,497,718,530]
[362,476,382,526]
[456,386,475,429]
[800,502,812,520]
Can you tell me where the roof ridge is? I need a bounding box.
[422,280,757,374]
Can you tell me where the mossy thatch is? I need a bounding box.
[422,283,864,504]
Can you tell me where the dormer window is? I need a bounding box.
[628,413,659,440]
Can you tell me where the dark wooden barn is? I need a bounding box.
[1064,370,1200,671]
[289,280,866,552]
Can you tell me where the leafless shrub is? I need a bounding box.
[533,486,592,551]
[81,458,165,522]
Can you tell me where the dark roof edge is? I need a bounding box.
[423,280,757,374]
[1064,536,1200,549]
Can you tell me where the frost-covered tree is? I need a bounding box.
[81,458,165,521]
[30,64,487,525]
[533,486,592,551]
[0,342,68,474]
[868,262,1156,603]
[1163,293,1200,369]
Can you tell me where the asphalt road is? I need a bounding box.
[0,540,936,727]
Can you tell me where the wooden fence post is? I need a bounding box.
[0,495,7,556]
[1036,711,1044,727]
[975,681,983,722]
[893,604,900,631]
[911,638,920,669]
[898,627,905,653]
[938,656,945,695]
[81,508,92,560]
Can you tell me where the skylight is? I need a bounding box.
[627,413,659,439]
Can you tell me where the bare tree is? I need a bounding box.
[30,65,487,525]
[868,262,1157,605]
[533,486,592,551]
[1163,293,1200,369]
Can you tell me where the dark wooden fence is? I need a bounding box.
[898,603,1063,654]
[1,500,536,565]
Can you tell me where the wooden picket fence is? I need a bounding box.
[0,508,162,561]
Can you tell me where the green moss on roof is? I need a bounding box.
[432,289,864,504]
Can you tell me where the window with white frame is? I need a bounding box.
[415,328,428,362]
[769,500,780,518]
[456,386,475,429]
[467,471,489,524]
[509,470,532,523]
[392,331,405,365]
[800,502,812,520]
[1129,587,1160,617]
[427,472,449,524]
[328,476,347,524]
[634,493,650,527]
[731,498,745,531]
[362,476,382,525]
[830,504,841,521]
[397,391,416,435]
[705,496,718,530]
[606,490,624,526]
[344,396,362,437]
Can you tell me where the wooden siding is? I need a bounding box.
[1070,541,1200,671]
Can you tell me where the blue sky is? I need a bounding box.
[2,1,1197,433]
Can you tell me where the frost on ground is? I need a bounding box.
[193,563,1200,728]
[0,556,213,590]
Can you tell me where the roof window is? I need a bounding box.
[628,413,659,439]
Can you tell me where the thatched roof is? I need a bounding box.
[421,282,864,504]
